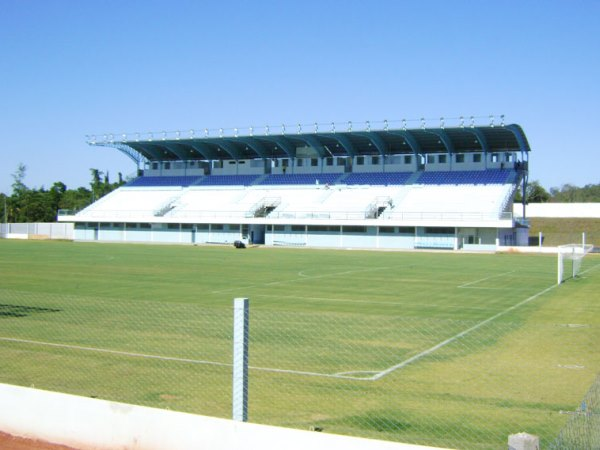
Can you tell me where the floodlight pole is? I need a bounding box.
[232,297,249,422]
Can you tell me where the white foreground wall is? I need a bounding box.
[0,383,450,450]
[514,203,600,218]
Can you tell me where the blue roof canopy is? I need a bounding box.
[93,124,531,164]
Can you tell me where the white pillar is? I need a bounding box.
[508,432,539,450]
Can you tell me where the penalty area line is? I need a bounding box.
[0,336,366,381]
[458,271,515,288]
[371,282,558,381]
[0,336,232,368]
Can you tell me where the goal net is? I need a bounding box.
[557,244,594,284]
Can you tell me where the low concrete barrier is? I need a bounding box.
[0,383,451,450]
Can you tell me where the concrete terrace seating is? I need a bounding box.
[259,173,340,186]
[127,176,202,187]
[382,184,513,221]
[415,169,512,185]
[271,186,403,220]
[344,172,412,185]
[76,188,181,219]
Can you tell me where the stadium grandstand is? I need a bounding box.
[59,119,531,250]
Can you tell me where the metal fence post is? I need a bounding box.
[233,297,249,422]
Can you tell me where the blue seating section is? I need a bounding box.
[127,176,202,187]
[344,172,412,185]
[128,169,513,187]
[195,175,260,186]
[259,174,340,186]
[416,170,512,185]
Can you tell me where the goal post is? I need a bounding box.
[557,244,594,285]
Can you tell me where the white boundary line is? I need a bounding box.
[210,266,392,294]
[579,262,600,276]
[370,282,558,380]
[255,293,497,311]
[0,336,367,381]
[0,336,232,368]
[458,271,515,288]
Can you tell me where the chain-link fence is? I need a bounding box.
[549,373,600,449]
[0,288,598,449]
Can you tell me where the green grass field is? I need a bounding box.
[0,239,599,449]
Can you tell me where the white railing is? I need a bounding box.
[382,211,513,222]
[86,115,504,145]
[73,209,513,223]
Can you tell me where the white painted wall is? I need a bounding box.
[0,383,450,450]
[514,203,600,218]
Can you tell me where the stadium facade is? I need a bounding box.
[59,120,531,250]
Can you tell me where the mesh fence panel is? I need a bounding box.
[0,289,232,417]
[0,288,598,449]
[549,373,600,450]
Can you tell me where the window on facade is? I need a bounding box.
[291,225,305,232]
[152,162,159,170]
[326,157,333,166]
[311,158,319,167]
[297,158,303,167]
[282,159,289,167]
[426,154,435,164]
[397,227,415,234]
[337,158,345,166]
[167,223,179,229]
[372,156,380,165]
[356,156,365,165]
[491,153,499,163]
[473,154,482,163]
[505,153,513,162]
[139,223,151,229]
[308,225,340,232]
[211,224,224,230]
[343,226,367,233]
[164,162,171,170]
[425,227,454,234]
[273,225,285,231]
[196,224,209,230]
[438,155,447,163]
[379,226,395,234]
[456,154,465,163]
[404,155,412,164]
[181,224,193,229]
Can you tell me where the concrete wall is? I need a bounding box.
[0,383,448,450]
[514,203,600,218]
[0,223,74,240]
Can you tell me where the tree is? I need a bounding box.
[550,183,600,202]
[0,193,7,223]
[514,180,550,203]
[11,163,28,197]
[59,187,92,212]
[10,163,29,222]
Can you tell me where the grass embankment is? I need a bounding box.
[528,217,600,246]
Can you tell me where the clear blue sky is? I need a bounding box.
[1,0,599,195]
